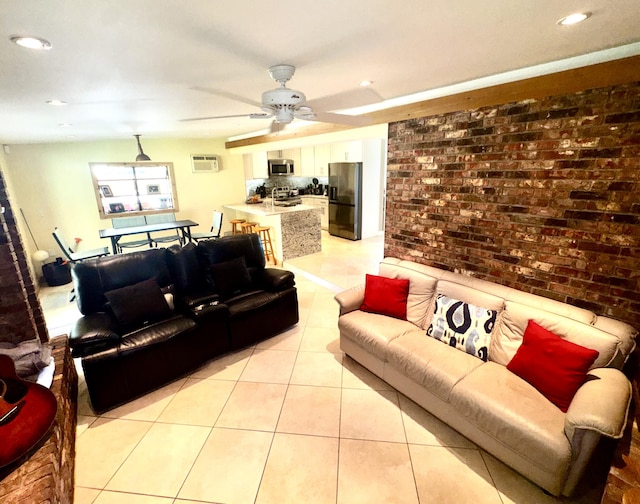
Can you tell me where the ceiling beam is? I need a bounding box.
[225,54,640,150]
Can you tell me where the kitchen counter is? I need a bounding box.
[224,201,315,216]
[223,202,322,262]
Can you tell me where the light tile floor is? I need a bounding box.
[38,232,610,503]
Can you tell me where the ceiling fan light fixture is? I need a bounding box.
[274,109,294,124]
[134,134,151,161]
[557,12,591,26]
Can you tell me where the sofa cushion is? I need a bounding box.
[507,320,599,412]
[491,301,621,369]
[338,311,415,362]
[225,290,279,316]
[360,274,409,320]
[450,362,571,480]
[378,261,439,328]
[104,277,171,326]
[388,330,484,402]
[119,315,198,355]
[209,256,252,298]
[426,294,497,362]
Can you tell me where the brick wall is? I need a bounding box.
[385,82,640,328]
[0,168,48,344]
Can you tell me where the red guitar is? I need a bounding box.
[0,354,57,468]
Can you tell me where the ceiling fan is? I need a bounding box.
[181,64,380,128]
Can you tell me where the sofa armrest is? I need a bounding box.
[69,313,121,358]
[176,291,220,310]
[334,285,365,316]
[189,301,227,320]
[257,268,295,291]
[564,367,631,441]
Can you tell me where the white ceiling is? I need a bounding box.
[1,0,640,145]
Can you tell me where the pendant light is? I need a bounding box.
[134,134,150,161]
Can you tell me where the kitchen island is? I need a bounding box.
[223,201,321,263]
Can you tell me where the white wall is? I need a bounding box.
[3,138,246,269]
[3,125,389,279]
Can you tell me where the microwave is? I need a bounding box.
[268,158,294,176]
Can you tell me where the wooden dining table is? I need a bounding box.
[99,219,198,254]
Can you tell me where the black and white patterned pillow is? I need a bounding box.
[426,294,497,361]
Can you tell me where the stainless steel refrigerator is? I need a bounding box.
[328,162,362,240]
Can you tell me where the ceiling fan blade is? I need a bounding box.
[180,113,254,122]
[307,111,372,127]
[305,87,383,112]
[190,86,262,108]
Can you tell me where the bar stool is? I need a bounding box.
[256,225,277,265]
[240,221,258,234]
[230,219,245,235]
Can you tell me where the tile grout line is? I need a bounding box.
[397,390,422,503]
[335,339,344,504]
[251,306,306,503]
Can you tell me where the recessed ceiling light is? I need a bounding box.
[47,100,67,106]
[360,80,373,87]
[557,12,591,26]
[10,35,52,50]
[58,123,72,128]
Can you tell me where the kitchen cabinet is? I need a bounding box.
[243,151,268,179]
[301,196,328,230]
[330,141,363,162]
[314,144,331,176]
[300,146,315,177]
[300,144,330,177]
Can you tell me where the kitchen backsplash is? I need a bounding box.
[246,176,328,197]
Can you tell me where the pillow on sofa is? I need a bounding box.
[360,274,410,320]
[104,277,171,326]
[426,294,497,362]
[507,320,599,412]
[209,256,253,298]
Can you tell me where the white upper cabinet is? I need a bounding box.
[314,144,331,175]
[330,140,363,162]
[300,146,315,177]
[243,151,268,179]
[295,145,330,176]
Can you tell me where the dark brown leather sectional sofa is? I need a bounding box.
[69,234,299,413]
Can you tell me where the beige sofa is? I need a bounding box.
[335,257,637,497]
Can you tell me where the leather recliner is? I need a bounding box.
[194,234,299,349]
[69,235,299,413]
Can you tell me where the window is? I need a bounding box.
[90,162,179,219]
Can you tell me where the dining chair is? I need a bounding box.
[191,211,223,243]
[52,227,110,301]
[145,213,182,247]
[111,215,153,253]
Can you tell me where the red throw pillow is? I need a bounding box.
[507,320,599,412]
[360,274,410,320]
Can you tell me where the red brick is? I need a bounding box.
[385,81,640,328]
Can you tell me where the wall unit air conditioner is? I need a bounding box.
[191,154,219,173]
